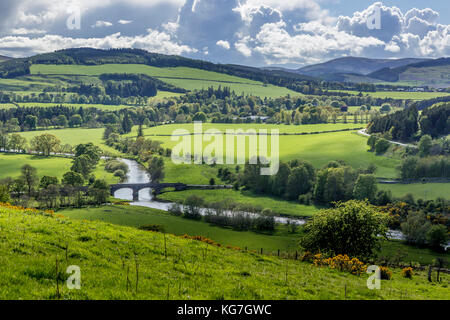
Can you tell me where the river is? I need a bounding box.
[114,158,307,225]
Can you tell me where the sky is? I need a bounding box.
[0,0,448,68]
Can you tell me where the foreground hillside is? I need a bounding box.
[0,204,448,300]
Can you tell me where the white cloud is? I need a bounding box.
[0,29,197,57]
[118,19,133,25]
[11,28,46,35]
[235,37,253,57]
[92,21,113,28]
[216,40,230,50]
[253,21,384,65]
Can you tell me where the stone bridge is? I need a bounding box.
[110,183,232,201]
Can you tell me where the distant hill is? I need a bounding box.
[368,57,450,88]
[0,48,315,85]
[296,57,428,78]
[0,55,11,63]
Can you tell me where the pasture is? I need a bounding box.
[2,204,448,299]
[0,153,117,183]
[30,64,300,98]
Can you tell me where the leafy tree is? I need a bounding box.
[375,138,390,154]
[40,176,59,189]
[20,164,38,196]
[121,112,133,134]
[8,133,27,152]
[0,185,10,203]
[148,156,165,182]
[69,114,83,127]
[24,115,37,130]
[418,134,432,158]
[286,162,315,200]
[426,225,448,250]
[62,171,84,186]
[183,195,204,220]
[56,115,68,128]
[401,211,431,246]
[353,174,377,202]
[300,200,389,259]
[31,133,61,156]
[89,179,110,205]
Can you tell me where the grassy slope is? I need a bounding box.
[30,64,299,98]
[379,183,450,201]
[1,204,448,300]
[62,205,300,252]
[0,153,117,183]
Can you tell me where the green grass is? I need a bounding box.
[1,204,448,300]
[135,126,399,178]
[158,189,319,218]
[129,123,365,136]
[0,153,117,183]
[19,128,119,155]
[379,183,450,201]
[329,90,450,100]
[379,239,449,266]
[31,64,300,98]
[61,205,300,252]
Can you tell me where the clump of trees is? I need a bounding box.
[368,106,419,141]
[237,159,385,206]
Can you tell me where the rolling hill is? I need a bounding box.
[0,55,11,63]
[296,57,428,78]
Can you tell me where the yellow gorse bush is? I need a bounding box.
[314,253,367,275]
[0,202,55,216]
[401,267,414,279]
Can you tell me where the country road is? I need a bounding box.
[357,129,418,148]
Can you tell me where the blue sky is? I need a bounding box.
[0,1,448,68]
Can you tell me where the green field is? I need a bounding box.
[379,183,450,201]
[2,204,447,300]
[330,90,450,100]
[0,153,117,183]
[130,126,399,178]
[19,128,119,155]
[158,189,320,218]
[31,64,299,98]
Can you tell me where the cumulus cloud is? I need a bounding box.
[216,40,230,50]
[0,29,197,57]
[0,0,448,66]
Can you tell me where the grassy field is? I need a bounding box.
[31,64,299,98]
[19,128,119,155]
[62,205,301,252]
[1,203,448,300]
[135,127,399,178]
[379,183,450,201]
[158,189,320,218]
[0,153,117,183]
[329,90,450,100]
[128,123,365,136]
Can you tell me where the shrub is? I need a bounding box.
[168,203,183,216]
[375,138,390,154]
[426,224,449,250]
[379,266,392,280]
[401,212,431,246]
[139,224,164,233]
[401,267,414,279]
